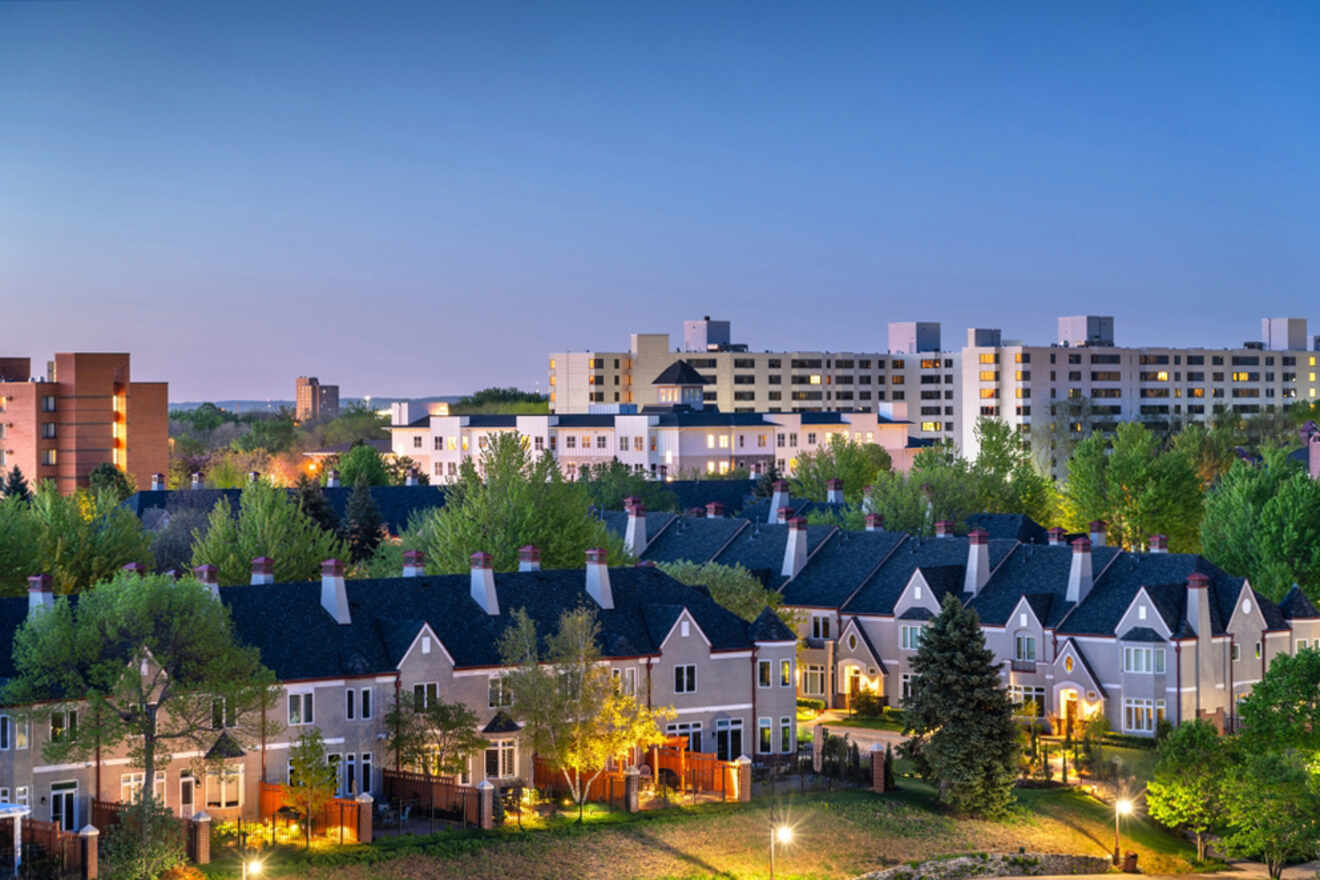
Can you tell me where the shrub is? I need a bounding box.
[101,798,186,880]
[797,697,826,713]
[854,692,885,718]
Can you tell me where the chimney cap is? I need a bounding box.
[865,513,883,527]
[826,478,843,490]
[251,556,273,573]
[518,545,540,560]
[403,549,425,564]
[623,495,640,509]
[1088,520,1106,531]
[586,548,608,564]
[1072,536,1092,552]
[1187,572,1210,588]
[968,528,988,545]
[777,506,794,519]
[321,558,345,576]
[705,501,724,513]
[788,516,807,530]
[862,485,874,494]
[470,551,493,569]
[193,564,218,584]
[629,501,646,516]
[27,574,52,592]
[1047,526,1066,536]
[1150,533,1168,549]
[772,480,787,491]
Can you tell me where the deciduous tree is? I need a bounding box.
[1221,750,1320,880]
[336,444,390,487]
[28,483,153,593]
[657,560,789,625]
[384,696,486,778]
[1145,720,1228,861]
[287,729,338,850]
[790,435,892,506]
[88,463,137,503]
[1237,648,1320,755]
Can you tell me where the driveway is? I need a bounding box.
[803,710,909,750]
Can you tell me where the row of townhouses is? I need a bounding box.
[0,551,795,831]
[548,315,1320,470]
[602,484,1320,738]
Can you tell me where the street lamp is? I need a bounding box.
[1113,798,1133,865]
[243,857,262,879]
[769,822,793,879]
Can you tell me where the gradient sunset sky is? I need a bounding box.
[3,1,1316,401]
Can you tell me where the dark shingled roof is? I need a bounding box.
[667,480,757,515]
[779,529,906,608]
[713,522,837,589]
[205,731,246,760]
[600,510,679,552]
[1118,627,1166,643]
[1280,585,1320,620]
[738,495,826,524]
[748,607,796,642]
[898,607,935,621]
[638,516,748,565]
[651,360,711,386]
[967,543,1123,629]
[482,711,521,734]
[842,617,887,673]
[1058,553,1241,637]
[965,513,1047,545]
[842,536,1015,616]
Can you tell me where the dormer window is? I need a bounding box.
[421,636,432,655]
[1138,605,1147,621]
[914,585,923,601]
[1019,612,1028,628]
[680,620,690,638]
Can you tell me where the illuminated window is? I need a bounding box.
[809,375,821,385]
[979,353,996,364]
[979,388,996,399]
[718,461,730,474]
[548,376,555,386]
[979,370,996,381]
[1232,372,1251,382]
[706,461,715,474]
[920,421,938,431]
[718,435,730,449]
[706,434,715,449]
[548,359,556,369]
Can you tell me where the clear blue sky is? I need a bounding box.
[3,1,1316,400]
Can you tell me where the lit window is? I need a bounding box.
[809,375,821,385]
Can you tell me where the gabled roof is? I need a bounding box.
[712,522,836,589]
[967,543,1122,629]
[748,607,796,642]
[206,731,246,760]
[1280,585,1320,620]
[840,616,887,674]
[1118,626,1166,642]
[842,536,1014,616]
[738,495,826,524]
[965,513,1047,545]
[637,516,747,565]
[897,607,934,621]
[779,529,906,608]
[482,711,521,734]
[1054,639,1108,699]
[651,360,710,386]
[1059,553,1236,637]
[667,480,757,515]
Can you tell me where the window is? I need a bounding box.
[1123,698,1165,733]
[611,666,637,696]
[15,719,27,750]
[40,396,56,412]
[50,710,76,743]
[1231,643,1241,661]
[758,660,772,688]
[1009,685,1047,717]
[41,450,57,466]
[485,739,516,778]
[565,436,576,449]
[15,787,27,807]
[758,718,772,753]
[1255,640,1262,659]
[412,435,422,449]
[413,682,438,710]
[780,717,793,753]
[901,625,923,650]
[120,771,165,803]
[1122,646,1166,674]
[811,615,832,639]
[40,423,56,439]
[804,664,825,696]
[1014,634,1036,662]
[596,435,607,449]
[666,721,702,752]
[212,698,236,730]
[900,673,913,700]
[287,692,314,725]
[347,687,371,720]
[205,767,242,808]
[674,665,697,694]
[780,659,792,687]
[0,716,8,750]
[488,675,512,708]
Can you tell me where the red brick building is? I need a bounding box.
[0,353,168,494]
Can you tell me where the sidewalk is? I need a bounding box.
[802,710,909,749]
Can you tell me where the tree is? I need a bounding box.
[452,387,548,415]
[1170,422,1238,489]
[342,475,384,563]
[3,572,277,850]
[385,454,429,486]
[583,459,678,512]
[657,560,787,624]
[967,420,1055,523]
[100,795,187,880]
[190,481,346,585]
[0,493,41,593]
[294,474,340,535]
[1061,423,1203,551]
[498,607,671,822]
[89,463,137,504]
[407,433,626,573]
[3,465,32,502]
[234,413,297,454]
[286,729,338,850]
[1145,720,1228,861]
[336,444,390,487]
[900,595,1018,817]
[384,696,486,778]
[1221,750,1320,880]
[147,506,211,574]
[1237,648,1320,755]
[789,434,892,507]
[28,483,154,593]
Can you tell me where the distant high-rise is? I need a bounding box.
[888,322,941,354]
[1262,317,1308,352]
[295,376,340,422]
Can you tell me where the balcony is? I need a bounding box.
[1010,659,1037,673]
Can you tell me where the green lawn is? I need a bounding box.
[199,781,1205,880]
[822,715,906,732]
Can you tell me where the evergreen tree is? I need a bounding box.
[88,462,136,503]
[295,474,340,535]
[901,595,1018,817]
[342,475,384,563]
[883,741,896,790]
[3,466,31,502]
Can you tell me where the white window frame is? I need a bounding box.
[674,665,697,694]
[811,615,832,640]
[0,715,8,750]
[757,659,772,689]
[1122,646,1166,674]
[205,767,243,809]
[901,625,923,650]
[757,717,772,754]
[1014,634,1036,662]
[287,691,314,726]
[488,675,513,708]
[611,666,637,697]
[484,739,516,779]
[780,716,793,754]
[780,658,792,687]
[900,672,914,700]
[804,664,825,696]
[413,681,438,710]
[665,721,703,752]
[14,719,27,751]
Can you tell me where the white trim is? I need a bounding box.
[752,640,797,648]
[712,651,752,660]
[453,667,504,678]
[374,675,397,683]
[397,624,456,668]
[660,610,712,650]
[672,703,752,715]
[285,680,343,692]
[264,737,346,751]
[35,758,131,773]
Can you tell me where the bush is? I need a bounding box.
[853,692,885,718]
[797,697,826,713]
[101,798,186,880]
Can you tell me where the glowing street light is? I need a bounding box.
[769,820,793,879]
[1113,798,1133,865]
[243,857,263,879]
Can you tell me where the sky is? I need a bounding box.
[2,1,1317,401]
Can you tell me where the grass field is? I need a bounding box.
[202,780,1205,880]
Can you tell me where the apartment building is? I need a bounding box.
[296,376,340,422]
[0,353,168,493]
[548,318,961,447]
[959,316,1320,472]
[607,503,1320,737]
[390,396,919,484]
[0,554,793,829]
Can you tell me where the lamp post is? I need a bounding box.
[769,816,792,880]
[1113,798,1132,865]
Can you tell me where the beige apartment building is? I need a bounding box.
[549,319,961,447]
[296,376,340,422]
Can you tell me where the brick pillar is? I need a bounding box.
[735,755,752,803]
[355,793,374,844]
[190,812,211,865]
[812,726,826,773]
[624,767,641,813]
[870,744,886,793]
[476,781,496,830]
[79,825,99,880]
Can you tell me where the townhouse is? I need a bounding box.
[0,552,794,832]
[605,499,1320,737]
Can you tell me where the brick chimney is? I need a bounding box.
[150,473,165,491]
[326,469,341,488]
[1089,520,1107,547]
[250,557,274,586]
[405,470,418,487]
[624,503,647,557]
[768,480,789,524]
[1066,537,1093,604]
[402,549,425,577]
[705,501,725,519]
[861,485,875,514]
[865,513,884,532]
[190,472,202,490]
[469,552,499,615]
[777,506,794,525]
[1046,527,1065,547]
[193,564,220,599]
[1185,572,1211,639]
[934,520,953,538]
[121,562,145,577]
[585,548,613,610]
[518,545,541,572]
[320,559,351,624]
[782,517,809,578]
[27,574,53,616]
[964,529,990,595]
[1149,534,1168,554]
[826,479,844,505]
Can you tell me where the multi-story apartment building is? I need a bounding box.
[548,318,961,447]
[959,316,1320,473]
[607,502,1320,737]
[0,353,168,493]
[390,396,919,483]
[0,553,795,829]
[295,376,340,422]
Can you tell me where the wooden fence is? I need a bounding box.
[381,770,480,826]
[0,818,84,874]
[258,782,362,843]
[649,743,736,801]
[532,758,629,809]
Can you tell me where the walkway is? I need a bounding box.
[804,710,909,750]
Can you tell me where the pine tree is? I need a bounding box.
[295,474,339,535]
[343,475,383,563]
[3,466,31,502]
[901,594,1019,817]
[883,741,896,790]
